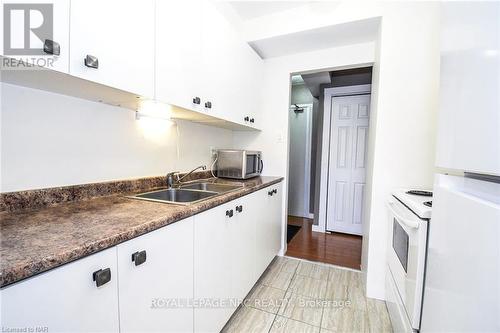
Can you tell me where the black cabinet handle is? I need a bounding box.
[268,190,274,196]
[93,268,111,287]
[84,55,99,69]
[273,189,277,194]
[193,97,201,104]
[244,116,249,122]
[235,205,243,213]
[43,39,60,56]
[205,101,212,109]
[250,118,255,123]
[131,250,147,266]
[226,209,234,218]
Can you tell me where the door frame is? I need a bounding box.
[316,84,372,233]
[288,103,314,219]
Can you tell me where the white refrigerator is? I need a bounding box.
[420,2,500,332]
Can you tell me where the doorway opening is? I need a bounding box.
[286,66,373,270]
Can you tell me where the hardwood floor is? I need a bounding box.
[285,216,362,270]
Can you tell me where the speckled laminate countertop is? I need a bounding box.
[0,176,283,288]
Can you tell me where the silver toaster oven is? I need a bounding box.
[216,149,263,179]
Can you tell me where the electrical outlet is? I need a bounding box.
[209,146,217,157]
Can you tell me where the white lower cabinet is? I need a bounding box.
[193,202,235,333]
[256,182,283,274]
[194,185,282,333]
[0,182,283,333]
[0,247,119,333]
[117,217,194,333]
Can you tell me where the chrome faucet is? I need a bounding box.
[166,165,207,188]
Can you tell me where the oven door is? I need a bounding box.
[243,152,262,178]
[386,197,428,329]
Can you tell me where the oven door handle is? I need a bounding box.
[386,201,420,229]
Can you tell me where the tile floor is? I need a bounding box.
[222,256,392,333]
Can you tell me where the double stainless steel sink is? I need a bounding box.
[128,181,243,205]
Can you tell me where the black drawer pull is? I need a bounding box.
[131,250,147,266]
[205,101,212,109]
[84,54,99,69]
[193,96,201,104]
[244,116,249,122]
[43,39,60,55]
[235,205,243,213]
[250,118,255,123]
[273,189,277,194]
[93,268,111,287]
[268,190,273,196]
[226,209,234,218]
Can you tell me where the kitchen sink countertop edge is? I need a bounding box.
[0,176,283,288]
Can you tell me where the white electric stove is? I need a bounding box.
[385,189,432,332]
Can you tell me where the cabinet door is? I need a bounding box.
[194,202,235,333]
[255,184,283,276]
[270,183,284,257]
[0,247,119,332]
[200,1,241,122]
[232,41,263,128]
[117,218,194,333]
[69,0,154,97]
[231,193,257,302]
[155,0,203,112]
[0,0,69,73]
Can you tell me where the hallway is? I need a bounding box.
[285,216,362,270]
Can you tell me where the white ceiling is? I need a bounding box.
[248,17,380,59]
[227,1,309,21]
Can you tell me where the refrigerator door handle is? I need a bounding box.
[387,201,420,229]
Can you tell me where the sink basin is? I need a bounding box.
[179,182,242,193]
[130,188,217,205]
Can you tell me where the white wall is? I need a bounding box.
[0,83,233,192]
[233,1,440,300]
[233,41,376,257]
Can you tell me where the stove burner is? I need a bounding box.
[424,201,432,207]
[406,190,433,197]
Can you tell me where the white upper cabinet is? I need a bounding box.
[0,247,120,332]
[117,218,194,333]
[0,0,70,73]
[70,0,154,97]
[155,0,203,112]
[200,1,263,127]
[436,2,500,176]
[155,0,263,128]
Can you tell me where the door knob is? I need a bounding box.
[93,268,111,287]
[131,250,147,266]
[84,55,99,69]
[43,39,60,56]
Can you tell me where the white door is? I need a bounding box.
[288,104,313,218]
[0,0,70,73]
[69,0,154,97]
[231,194,257,302]
[155,0,203,113]
[0,247,119,332]
[117,218,194,333]
[193,201,235,333]
[326,94,370,235]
